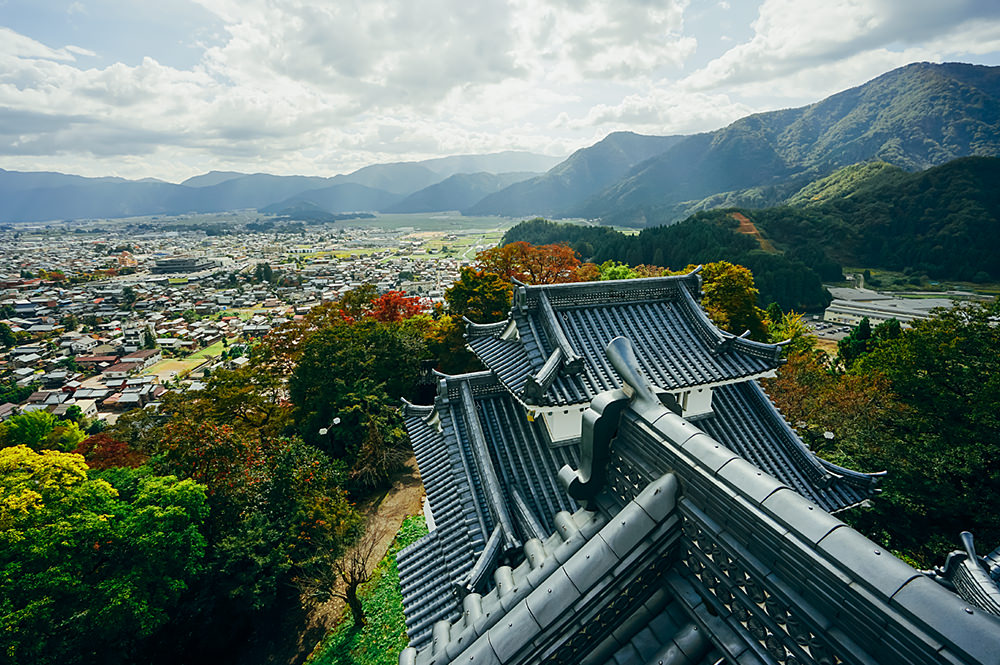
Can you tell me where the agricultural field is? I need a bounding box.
[342,212,513,233]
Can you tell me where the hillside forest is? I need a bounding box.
[2,239,998,665]
[503,155,1000,311]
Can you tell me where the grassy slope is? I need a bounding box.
[309,516,429,665]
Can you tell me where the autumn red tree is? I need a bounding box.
[475,241,581,284]
[73,433,148,469]
[367,290,428,322]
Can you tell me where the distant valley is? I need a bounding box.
[0,152,560,223]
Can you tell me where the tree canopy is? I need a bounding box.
[0,446,208,665]
[0,410,87,452]
[765,301,1000,564]
[444,267,513,324]
[475,240,582,284]
[503,214,832,311]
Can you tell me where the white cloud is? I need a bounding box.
[65,45,96,57]
[508,0,694,80]
[684,0,1000,96]
[554,88,755,135]
[0,0,998,180]
[0,27,80,62]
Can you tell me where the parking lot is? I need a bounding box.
[806,319,853,341]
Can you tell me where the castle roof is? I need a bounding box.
[398,372,579,647]
[398,338,999,665]
[467,271,782,407]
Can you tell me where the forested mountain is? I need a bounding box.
[384,172,538,213]
[503,155,1000,309]
[577,62,1000,225]
[503,215,833,312]
[758,156,1000,281]
[0,174,177,222]
[464,131,684,216]
[783,161,907,206]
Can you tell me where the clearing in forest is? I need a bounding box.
[730,211,776,252]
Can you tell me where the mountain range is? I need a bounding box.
[1,62,998,224]
[0,152,560,223]
[574,61,1000,225]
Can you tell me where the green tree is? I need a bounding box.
[60,314,79,332]
[338,283,379,319]
[765,302,784,326]
[767,310,816,356]
[64,404,84,424]
[0,446,208,665]
[0,410,86,452]
[289,318,426,456]
[872,318,901,342]
[423,312,482,375]
[154,422,359,608]
[444,267,513,324]
[121,285,138,308]
[837,317,872,368]
[0,322,15,348]
[196,358,292,438]
[253,262,274,284]
[846,302,1000,562]
[597,260,640,281]
[695,261,768,341]
[57,356,81,373]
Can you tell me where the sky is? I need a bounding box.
[1,0,999,183]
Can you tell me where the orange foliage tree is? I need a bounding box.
[475,241,582,284]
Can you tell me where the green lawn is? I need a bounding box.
[309,516,428,665]
[186,339,229,361]
[141,358,204,381]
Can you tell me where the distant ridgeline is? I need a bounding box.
[505,156,1000,310]
[473,62,1000,225]
[2,62,998,226]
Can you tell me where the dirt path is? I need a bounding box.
[238,455,425,665]
[302,455,425,648]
